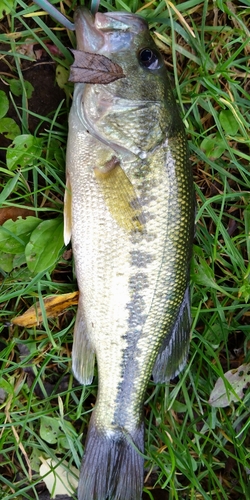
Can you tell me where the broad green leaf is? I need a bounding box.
[0,117,21,140]
[205,323,228,347]
[0,172,21,204]
[238,279,250,303]
[13,252,27,268]
[172,400,187,413]
[209,363,250,407]
[12,262,32,281]
[0,252,14,272]
[0,0,14,18]
[46,138,64,170]
[40,416,61,444]
[58,419,77,450]
[54,147,65,169]
[0,217,42,254]
[30,447,41,473]
[219,110,239,136]
[6,134,43,170]
[0,377,14,395]
[0,90,8,118]
[176,452,198,472]
[9,79,34,99]
[191,256,216,288]
[56,65,69,89]
[200,134,225,159]
[25,218,64,274]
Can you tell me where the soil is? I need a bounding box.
[0,17,69,500]
[0,52,65,155]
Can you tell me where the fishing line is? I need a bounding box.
[32,0,75,30]
[91,0,100,14]
[32,0,101,28]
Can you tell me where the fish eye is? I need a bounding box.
[138,48,161,70]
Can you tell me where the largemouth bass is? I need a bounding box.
[64,7,195,500]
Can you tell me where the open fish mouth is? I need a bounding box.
[95,11,148,32]
[74,8,148,53]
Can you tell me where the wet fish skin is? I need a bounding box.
[64,8,195,500]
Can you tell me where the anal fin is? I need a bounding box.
[153,287,191,383]
[72,305,95,385]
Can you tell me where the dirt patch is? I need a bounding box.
[0,54,65,143]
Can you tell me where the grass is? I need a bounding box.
[0,0,250,498]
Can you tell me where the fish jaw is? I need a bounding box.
[74,7,148,54]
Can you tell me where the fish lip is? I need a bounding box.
[74,7,148,53]
[74,7,105,52]
[95,11,148,33]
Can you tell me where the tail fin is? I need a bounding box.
[77,415,144,500]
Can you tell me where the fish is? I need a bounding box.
[64,7,195,500]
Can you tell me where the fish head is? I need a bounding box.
[72,8,181,157]
[73,8,166,99]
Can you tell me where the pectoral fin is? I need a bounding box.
[94,157,144,232]
[64,176,72,246]
[153,287,191,383]
[72,305,95,385]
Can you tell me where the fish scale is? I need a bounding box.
[64,7,195,500]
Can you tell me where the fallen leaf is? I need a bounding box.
[16,37,37,59]
[209,363,250,407]
[39,458,79,498]
[11,291,79,327]
[0,207,35,225]
[45,43,64,57]
[69,49,125,84]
